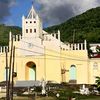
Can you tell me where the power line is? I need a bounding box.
[0,38,88,61]
[0,46,88,61]
[16,47,44,56]
[21,40,87,59]
[0,35,87,59]
[15,47,88,62]
[21,40,44,49]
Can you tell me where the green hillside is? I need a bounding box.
[0,7,100,46]
[45,7,100,43]
[0,24,21,46]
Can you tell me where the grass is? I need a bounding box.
[13,96,56,100]
[81,99,100,100]
[36,97,56,100]
[11,94,100,100]
[13,96,100,100]
[1,84,100,100]
[14,96,33,100]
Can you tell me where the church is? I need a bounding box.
[0,5,100,85]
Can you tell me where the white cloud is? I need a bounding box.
[36,0,100,27]
[4,19,15,26]
[71,0,99,14]
[0,0,16,22]
[9,0,16,7]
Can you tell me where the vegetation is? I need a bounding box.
[1,7,100,45]
[0,24,21,46]
[58,89,100,100]
[46,83,100,100]
[45,7,100,43]
[47,86,100,100]
[95,76,100,92]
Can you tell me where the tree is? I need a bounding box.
[95,76,100,92]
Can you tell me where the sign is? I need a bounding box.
[89,44,100,58]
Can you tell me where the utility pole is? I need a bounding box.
[8,34,13,100]
[73,29,75,44]
[11,46,15,100]
[5,47,9,100]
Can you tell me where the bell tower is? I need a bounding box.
[22,4,42,38]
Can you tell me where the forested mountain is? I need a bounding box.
[0,24,21,46]
[0,7,100,46]
[45,7,100,43]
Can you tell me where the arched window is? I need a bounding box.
[26,29,28,33]
[34,29,36,33]
[26,61,36,80]
[69,65,77,80]
[93,62,98,70]
[34,21,36,23]
[30,29,32,33]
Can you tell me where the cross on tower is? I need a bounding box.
[32,0,34,5]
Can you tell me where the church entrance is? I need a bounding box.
[25,61,36,80]
[69,65,77,84]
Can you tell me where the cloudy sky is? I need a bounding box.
[0,0,100,27]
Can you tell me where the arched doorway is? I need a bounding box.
[25,61,36,80]
[69,65,77,83]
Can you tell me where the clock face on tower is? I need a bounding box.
[28,43,34,48]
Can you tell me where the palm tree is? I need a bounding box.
[95,76,100,92]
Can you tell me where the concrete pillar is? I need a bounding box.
[13,35,16,41]
[77,44,79,50]
[16,35,18,41]
[84,40,87,50]
[81,43,83,50]
[58,30,60,41]
[22,15,25,36]
[54,33,56,39]
[1,46,3,53]
[3,46,5,53]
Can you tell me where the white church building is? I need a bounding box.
[0,5,100,85]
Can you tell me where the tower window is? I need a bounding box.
[30,29,32,33]
[34,29,36,33]
[93,62,98,69]
[30,21,32,23]
[26,21,28,23]
[26,29,28,33]
[34,21,36,23]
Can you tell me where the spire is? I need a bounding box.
[27,3,38,19]
[32,1,34,5]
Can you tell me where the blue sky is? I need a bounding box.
[4,0,35,27]
[0,0,100,28]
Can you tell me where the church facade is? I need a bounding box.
[0,5,100,84]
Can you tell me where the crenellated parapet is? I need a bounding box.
[9,31,22,42]
[43,30,60,41]
[12,34,22,41]
[61,40,87,51]
[0,31,22,54]
[0,46,9,53]
[51,30,60,41]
